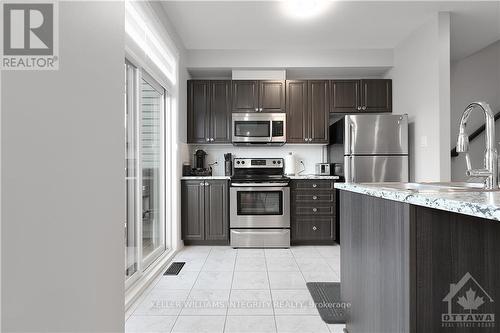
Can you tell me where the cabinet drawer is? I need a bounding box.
[292,192,334,204]
[291,180,335,191]
[292,217,334,241]
[294,205,335,216]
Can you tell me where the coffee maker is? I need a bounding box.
[191,149,212,176]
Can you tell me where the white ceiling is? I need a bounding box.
[160,1,500,61]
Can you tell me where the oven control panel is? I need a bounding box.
[234,158,284,168]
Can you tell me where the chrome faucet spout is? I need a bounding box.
[456,102,498,190]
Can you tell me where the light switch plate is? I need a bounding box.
[420,136,428,148]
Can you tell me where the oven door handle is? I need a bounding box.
[230,182,289,187]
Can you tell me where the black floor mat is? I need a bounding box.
[306,282,349,324]
[163,262,185,275]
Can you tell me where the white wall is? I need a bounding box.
[385,12,451,182]
[1,2,124,332]
[450,41,500,181]
[187,49,393,69]
[187,145,328,176]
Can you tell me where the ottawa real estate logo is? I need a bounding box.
[442,272,495,329]
[1,1,59,70]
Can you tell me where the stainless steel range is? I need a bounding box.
[230,158,290,248]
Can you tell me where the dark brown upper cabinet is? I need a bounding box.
[360,79,392,113]
[286,80,329,144]
[330,80,360,113]
[187,80,210,143]
[188,80,231,144]
[330,79,392,113]
[232,80,285,113]
[210,81,232,143]
[286,80,308,143]
[231,80,259,112]
[259,81,286,112]
[308,80,330,143]
[286,80,330,143]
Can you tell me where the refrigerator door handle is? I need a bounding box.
[345,155,353,183]
[345,117,353,155]
[349,156,354,182]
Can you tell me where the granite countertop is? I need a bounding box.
[335,183,500,221]
[181,176,230,180]
[288,175,340,180]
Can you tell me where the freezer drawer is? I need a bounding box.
[345,155,409,183]
[230,229,290,248]
[345,114,408,155]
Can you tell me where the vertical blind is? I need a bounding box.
[141,79,162,169]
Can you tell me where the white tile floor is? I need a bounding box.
[126,245,345,333]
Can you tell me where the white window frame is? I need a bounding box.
[124,55,174,291]
[124,0,179,298]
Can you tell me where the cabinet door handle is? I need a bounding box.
[210,138,214,142]
[312,196,317,200]
[205,182,209,186]
[304,138,308,142]
[309,138,313,142]
[199,182,205,186]
[312,226,317,231]
[312,208,317,212]
[312,184,317,188]
[362,106,367,110]
[357,106,362,111]
[259,108,263,112]
[206,138,210,142]
[255,108,259,112]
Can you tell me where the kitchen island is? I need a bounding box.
[335,183,499,333]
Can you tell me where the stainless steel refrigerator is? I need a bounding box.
[344,114,409,183]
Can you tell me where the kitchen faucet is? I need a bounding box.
[456,101,498,190]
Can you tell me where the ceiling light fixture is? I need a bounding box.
[284,0,329,19]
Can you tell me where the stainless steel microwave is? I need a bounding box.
[232,113,286,145]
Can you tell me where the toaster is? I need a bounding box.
[315,163,332,176]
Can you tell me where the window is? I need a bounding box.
[125,60,169,285]
[140,73,166,268]
[125,1,177,85]
[124,0,178,292]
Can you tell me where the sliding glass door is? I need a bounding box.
[140,73,166,268]
[125,61,168,285]
[125,61,138,279]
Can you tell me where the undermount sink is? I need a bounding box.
[366,182,500,193]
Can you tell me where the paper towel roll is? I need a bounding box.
[284,152,296,176]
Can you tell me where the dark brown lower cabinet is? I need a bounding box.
[339,191,500,333]
[182,180,229,245]
[291,180,336,245]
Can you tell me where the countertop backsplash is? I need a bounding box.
[186,144,328,176]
